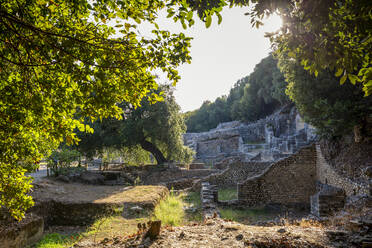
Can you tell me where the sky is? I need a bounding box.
[141,8,283,112]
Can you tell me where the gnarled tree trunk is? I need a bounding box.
[140,140,167,164]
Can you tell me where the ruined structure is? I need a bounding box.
[184,105,316,164]
[237,145,317,208]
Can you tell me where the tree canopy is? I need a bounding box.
[77,86,194,165]
[279,56,372,139]
[0,0,192,220]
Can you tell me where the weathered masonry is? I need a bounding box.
[237,145,317,207]
[235,143,369,214]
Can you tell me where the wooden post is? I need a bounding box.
[145,220,161,239]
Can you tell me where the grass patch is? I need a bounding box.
[219,207,278,224]
[153,192,185,226]
[218,188,237,201]
[153,191,203,225]
[182,191,202,222]
[35,233,78,248]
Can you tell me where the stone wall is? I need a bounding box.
[139,167,216,185]
[193,161,271,190]
[237,145,317,207]
[315,145,369,196]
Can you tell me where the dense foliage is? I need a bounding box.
[77,86,194,164]
[185,55,288,132]
[47,147,81,176]
[184,97,231,132]
[280,57,372,139]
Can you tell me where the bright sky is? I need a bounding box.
[142,8,282,112]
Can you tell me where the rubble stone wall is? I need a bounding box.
[193,161,271,190]
[237,145,317,206]
[316,145,369,196]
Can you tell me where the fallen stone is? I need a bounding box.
[130,206,144,213]
[235,234,244,241]
[277,228,286,233]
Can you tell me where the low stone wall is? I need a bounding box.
[0,216,44,248]
[193,161,271,191]
[237,145,317,207]
[316,145,369,196]
[140,167,216,185]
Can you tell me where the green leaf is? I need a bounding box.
[205,15,212,28]
[348,74,358,85]
[340,74,347,85]
[335,68,343,77]
[186,11,193,21]
[217,13,222,24]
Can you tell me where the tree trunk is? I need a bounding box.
[140,140,167,164]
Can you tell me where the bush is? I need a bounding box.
[47,147,81,176]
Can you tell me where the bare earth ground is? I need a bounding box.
[74,218,333,248]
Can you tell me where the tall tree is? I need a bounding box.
[77,86,194,164]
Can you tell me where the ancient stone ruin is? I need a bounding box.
[184,105,316,164]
